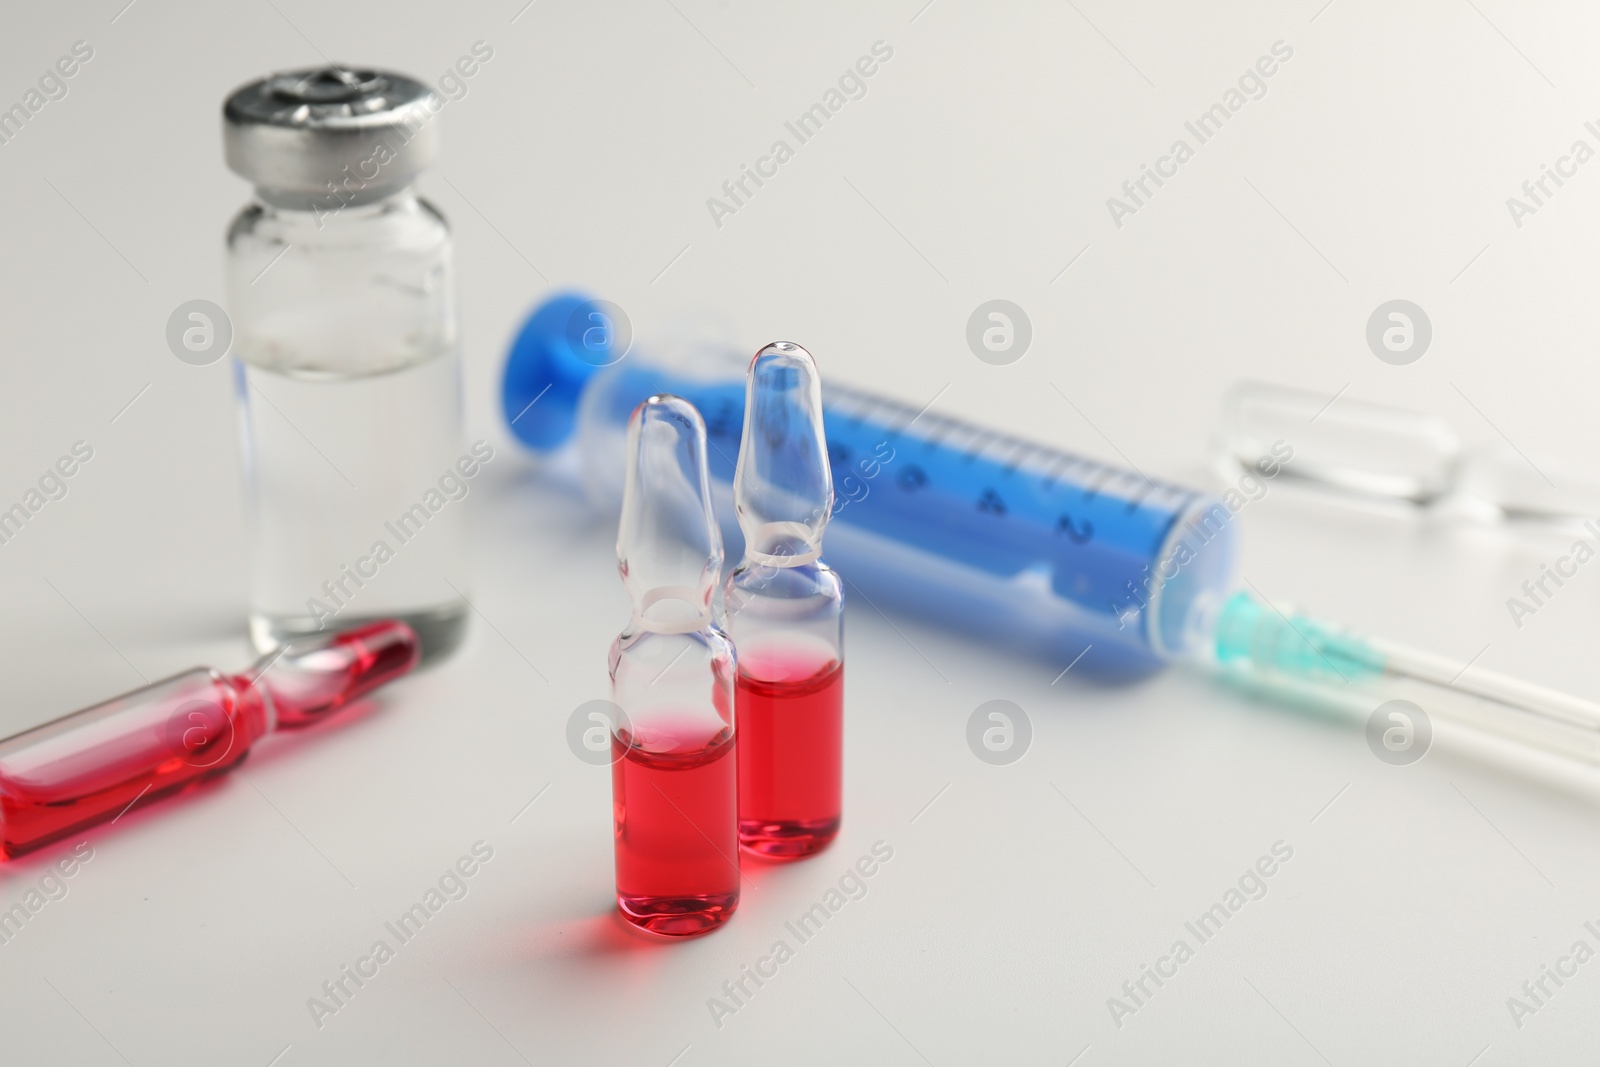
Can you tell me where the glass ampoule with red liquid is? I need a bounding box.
[608,395,740,935]
[724,343,844,860]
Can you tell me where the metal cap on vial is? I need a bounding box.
[223,67,441,206]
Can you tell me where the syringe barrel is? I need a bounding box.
[505,296,1237,675]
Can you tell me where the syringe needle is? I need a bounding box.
[1369,637,1600,735]
[1208,591,1600,766]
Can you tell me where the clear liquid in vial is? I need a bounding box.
[238,348,468,662]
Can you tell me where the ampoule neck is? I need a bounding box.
[628,586,716,636]
[231,621,421,730]
[727,557,840,610]
[738,520,823,569]
[223,670,278,738]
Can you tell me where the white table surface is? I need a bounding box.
[4,1,1600,1063]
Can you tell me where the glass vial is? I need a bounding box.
[223,68,468,662]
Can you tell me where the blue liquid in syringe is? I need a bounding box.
[505,296,1235,674]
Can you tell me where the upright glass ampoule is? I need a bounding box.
[610,396,739,935]
[223,69,469,663]
[725,343,844,858]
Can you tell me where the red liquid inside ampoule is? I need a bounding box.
[736,650,843,858]
[0,622,419,861]
[0,671,270,860]
[612,713,740,936]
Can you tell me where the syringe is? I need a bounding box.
[504,296,1600,771]
[503,295,1237,677]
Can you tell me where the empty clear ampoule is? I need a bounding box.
[1215,381,1600,526]
[609,395,740,935]
[724,343,844,859]
[0,621,419,860]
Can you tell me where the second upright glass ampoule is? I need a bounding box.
[724,343,844,859]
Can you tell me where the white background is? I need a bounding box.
[3,1,1600,1063]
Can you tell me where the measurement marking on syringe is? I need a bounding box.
[1109,469,1147,494]
[1041,453,1083,491]
[879,410,914,441]
[1081,466,1114,503]
[1056,514,1094,543]
[903,382,951,430]
[920,419,954,450]
[1017,447,1057,478]
[999,440,1033,476]
[941,425,980,458]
